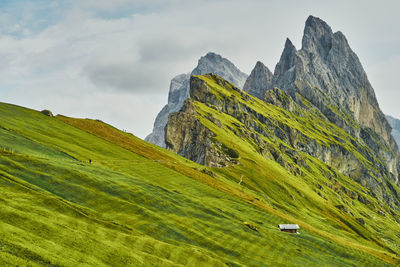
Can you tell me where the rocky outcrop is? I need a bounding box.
[145,73,190,147]
[165,76,240,167]
[243,61,273,99]
[386,115,400,149]
[166,74,400,206]
[160,16,400,206]
[274,16,391,141]
[192,53,248,89]
[243,15,399,184]
[146,52,248,147]
[165,101,237,168]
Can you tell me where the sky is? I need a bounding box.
[0,0,399,139]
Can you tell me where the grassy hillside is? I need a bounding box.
[187,75,400,254]
[167,75,400,263]
[0,102,399,266]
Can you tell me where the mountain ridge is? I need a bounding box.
[242,15,399,184]
[145,52,248,148]
[2,14,400,266]
[165,73,400,256]
[162,16,400,255]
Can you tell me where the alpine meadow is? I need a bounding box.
[0,5,400,267]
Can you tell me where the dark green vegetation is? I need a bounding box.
[0,96,399,266]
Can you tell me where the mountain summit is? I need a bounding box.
[245,15,399,184]
[164,16,400,210]
[192,52,248,88]
[145,52,247,147]
[272,16,391,143]
[243,61,273,99]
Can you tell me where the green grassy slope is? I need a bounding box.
[168,75,400,262]
[0,102,398,266]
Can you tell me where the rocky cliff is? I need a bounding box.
[387,115,400,149]
[145,73,190,147]
[157,15,400,255]
[145,52,248,147]
[166,74,400,207]
[243,16,399,184]
[243,61,273,99]
[164,16,400,210]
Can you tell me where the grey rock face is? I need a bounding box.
[166,74,400,205]
[145,73,190,147]
[275,16,392,143]
[165,85,236,168]
[243,61,273,99]
[145,52,248,147]
[244,15,399,184]
[386,115,400,149]
[272,38,297,88]
[192,52,248,89]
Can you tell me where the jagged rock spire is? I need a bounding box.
[243,61,273,99]
[273,38,297,89]
[241,15,399,185]
[302,15,334,58]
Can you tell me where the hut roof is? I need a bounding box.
[278,224,300,230]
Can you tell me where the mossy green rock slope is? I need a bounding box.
[166,74,400,264]
[0,100,399,266]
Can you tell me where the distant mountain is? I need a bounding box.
[386,114,400,148]
[145,73,190,147]
[145,52,248,147]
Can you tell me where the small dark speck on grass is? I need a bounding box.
[40,109,54,117]
[243,221,258,232]
[201,168,218,178]
[173,190,182,194]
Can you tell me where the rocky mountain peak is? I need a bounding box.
[168,73,190,104]
[254,60,269,71]
[273,38,297,87]
[270,17,390,137]
[243,61,273,99]
[284,37,296,52]
[202,52,222,61]
[192,52,248,88]
[234,16,399,185]
[146,52,248,148]
[302,15,333,57]
[277,38,296,68]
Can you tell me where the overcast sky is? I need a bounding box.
[1,0,399,138]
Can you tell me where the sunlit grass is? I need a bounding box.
[0,98,398,266]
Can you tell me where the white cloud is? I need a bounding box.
[0,0,400,139]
